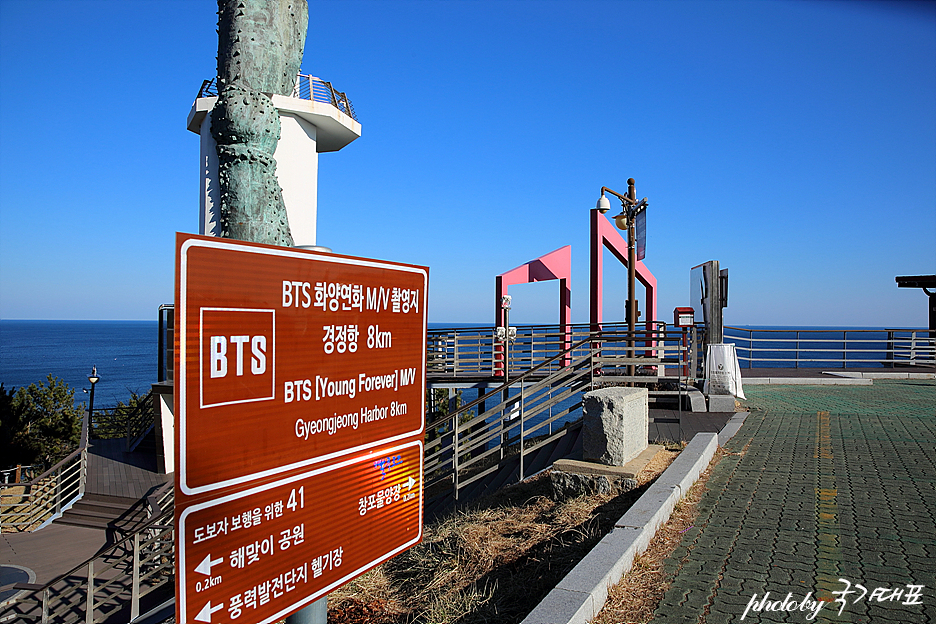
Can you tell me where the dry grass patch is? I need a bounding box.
[328,446,682,624]
[591,447,726,624]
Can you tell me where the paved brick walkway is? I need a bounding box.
[651,380,935,624]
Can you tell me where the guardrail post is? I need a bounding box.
[86,560,94,624]
[842,332,847,368]
[500,388,510,461]
[795,330,800,368]
[54,468,62,515]
[519,383,525,483]
[689,326,699,378]
[131,532,141,620]
[453,413,459,501]
[887,331,895,368]
[453,330,459,375]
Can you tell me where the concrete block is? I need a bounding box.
[583,387,648,466]
[707,394,737,412]
[555,527,646,603]
[554,445,663,480]
[687,388,707,412]
[616,484,679,532]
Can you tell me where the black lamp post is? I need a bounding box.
[87,366,100,421]
[596,178,649,381]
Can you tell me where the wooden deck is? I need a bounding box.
[85,438,169,500]
[0,436,170,586]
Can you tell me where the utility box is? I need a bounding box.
[690,260,728,345]
[674,307,695,328]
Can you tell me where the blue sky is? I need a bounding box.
[1,0,933,327]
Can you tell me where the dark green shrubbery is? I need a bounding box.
[0,376,83,470]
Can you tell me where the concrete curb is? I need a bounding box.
[742,377,872,385]
[717,412,748,447]
[520,432,720,624]
[822,371,935,380]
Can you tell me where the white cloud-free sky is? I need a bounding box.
[1,0,933,327]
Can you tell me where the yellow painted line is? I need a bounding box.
[815,410,842,610]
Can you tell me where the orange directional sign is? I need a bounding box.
[174,234,428,495]
[174,234,428,624]
[177,441,423,624]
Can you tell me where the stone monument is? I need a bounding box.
[582,386,648,466]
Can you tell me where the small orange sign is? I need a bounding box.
[177,441,423,624]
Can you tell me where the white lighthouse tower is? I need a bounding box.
[186,74,362,247]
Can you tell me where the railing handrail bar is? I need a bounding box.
[197,74,359,121]
[725,325,934,335]
[426,333,596,431]
[3,490,175,600]
[2,405,89,490]
[427,328,648,431]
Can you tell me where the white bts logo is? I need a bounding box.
[200,308,275,408]
[210,335,267,378]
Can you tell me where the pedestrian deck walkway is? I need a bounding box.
[0,436,169,586]
[649,379,936,624]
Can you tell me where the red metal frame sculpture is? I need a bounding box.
[495,246,572,372]
[590,208,657,341]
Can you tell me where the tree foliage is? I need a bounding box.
[92,390,150,440]
[0,376,83,470]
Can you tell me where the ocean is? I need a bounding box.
[0,320,158,408]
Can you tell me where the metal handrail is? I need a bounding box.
[724,326,935,368]
[0,409,89,532]
[197,73,359,121]
[427,321,668,378]
[0,488,176,623]
[425,328,694,504]
[1,465,38,484]
[125,391,156,452]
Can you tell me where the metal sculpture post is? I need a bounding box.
[211,2,325,622]
[212,0,308,246]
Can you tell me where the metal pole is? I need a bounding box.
[627,178,637,383]
[131,532,141,620]
[86,561,94,624]
[88,381,96,429]
[286,598,328,624]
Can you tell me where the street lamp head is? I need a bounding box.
[613,212,629,230]
[596,193,611,214]
[88,366,99,386]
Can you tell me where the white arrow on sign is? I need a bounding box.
[195,600,224,622]
[195,553,225,576]
[406,475,417,490]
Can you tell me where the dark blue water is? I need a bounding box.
[0,320,158,408]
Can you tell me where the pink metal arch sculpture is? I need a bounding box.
[495,246,572,373]
[590,208,657,332]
